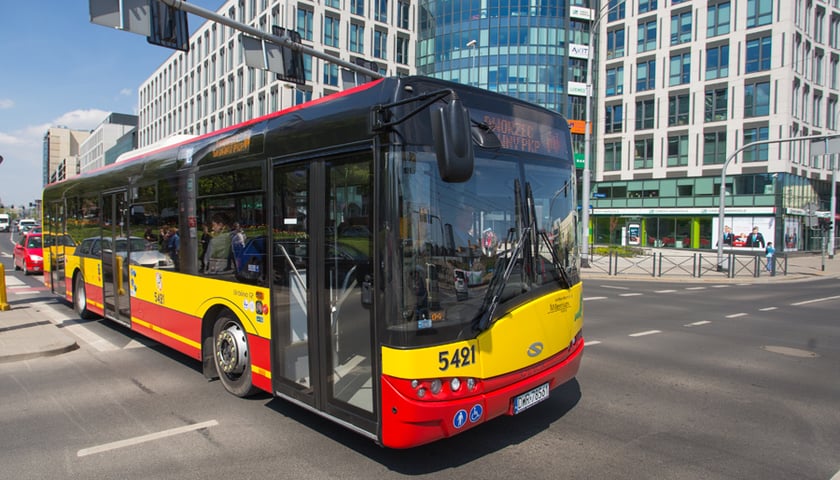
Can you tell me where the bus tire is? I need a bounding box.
[74,275,96,320]
[212,313,257,397]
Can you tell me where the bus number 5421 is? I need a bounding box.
[438,345,477,371]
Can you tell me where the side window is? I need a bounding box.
[197,165,267,284]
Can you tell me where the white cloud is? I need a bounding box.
[0,99,13,109]
[53,109,110,131]
[0,108,109,205]
[120,88,134,96]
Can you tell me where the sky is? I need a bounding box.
[0,1,223,209]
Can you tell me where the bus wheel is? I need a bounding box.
[213,314,257,397]
[74,276,96,320]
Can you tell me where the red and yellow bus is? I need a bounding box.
[42,76,584,448]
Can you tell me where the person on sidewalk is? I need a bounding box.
[765,242,775,273]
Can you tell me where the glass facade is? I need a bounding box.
[417,0,575,113]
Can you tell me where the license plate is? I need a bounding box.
[513,382,549,414]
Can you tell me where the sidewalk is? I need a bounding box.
[1,253,838,364]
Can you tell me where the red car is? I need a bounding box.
[13,231,43,274]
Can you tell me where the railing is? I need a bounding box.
[585,250,788,278]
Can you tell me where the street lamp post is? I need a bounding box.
[582,0,624,266]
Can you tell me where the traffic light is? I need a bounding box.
[818,217,833,231]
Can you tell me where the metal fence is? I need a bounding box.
[586,250,788,279]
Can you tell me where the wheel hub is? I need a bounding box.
[216,324,248,375]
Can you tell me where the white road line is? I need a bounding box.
[584,296,608,301]
[600,285,631,290]
[655,289,677,293]
[759,307,777,311]
[711,285,730,288]
[790,295,840,306]
[685,321,711,327]
[685,286,706,290]
[629,330,661,337]
[586,340,601,346]
[619,293,643,297]
[77,420,219,457]
[31,301,121,352]
[726,313,748,318]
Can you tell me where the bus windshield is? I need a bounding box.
[388,147,578,348]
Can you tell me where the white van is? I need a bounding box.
[17,218,36,233]
[0,213,10,232]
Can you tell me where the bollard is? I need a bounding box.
[0,264,10,311]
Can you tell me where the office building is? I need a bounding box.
[586,0,838,252]
[138,0,415,147]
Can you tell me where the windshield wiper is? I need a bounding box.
[473,226,530,332]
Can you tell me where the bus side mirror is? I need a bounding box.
[430,99,474,183]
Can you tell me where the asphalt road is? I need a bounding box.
[2,234,839,479]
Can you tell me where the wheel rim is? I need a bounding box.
[75,279,86,314]
[215,322,248,376]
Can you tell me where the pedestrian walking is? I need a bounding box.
[765,241,775,273]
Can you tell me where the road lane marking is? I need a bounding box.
[586,340,602,346]
[759,307,777,311]
[584,296,608,301]
[791,295,840,306]
[655,289,677,293]
[629,330,661,337]
[685,321,711,327]
[726,313,748,318]
[711,285,729,288]
[77,420,219,457]
[619,293,643,297]
[685,286,706,290]
[601,285,631,290]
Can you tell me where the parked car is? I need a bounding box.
[13,231,43,274]
[75,236,174,272]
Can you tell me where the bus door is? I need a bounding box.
[271,155,375,432]
[47,201,67,296]
[101,191,130,327]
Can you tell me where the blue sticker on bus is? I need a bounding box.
[453,409,468,429]
[469,404,483,423]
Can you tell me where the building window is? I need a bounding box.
[745,81,771,117]
[636,99,655,129]
[706,44,729,79]
[350,0,364,16]
[349,23,364,53]
[667,134,689,167]
[747,0,772,28]
[605,104,623,133]
[396,35,409,64]
[296,8,314,41]
[634,138,654,169]
[607,28,625,59]
[705,87,728,121]
[397,0,410,29]
[325,0,340,9]
[743,126,769,162]
[668,94,690,126]
[608,0,626,22]
[669,52,691,86]
[745,35,772,73]
[813,93,823,127]
[829,97,838,130]
[670,10,692,46]
[707,2,731,37]
[636,59,656,91]
[606,65,624,95]
[604,141,622,171]
[323,62,339,86]
[323,15,340,48]
[374,0,387,23]
[703,130,727,164]
[373,29,387,59]
[638,20,657,53]
[638,0,657,14]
